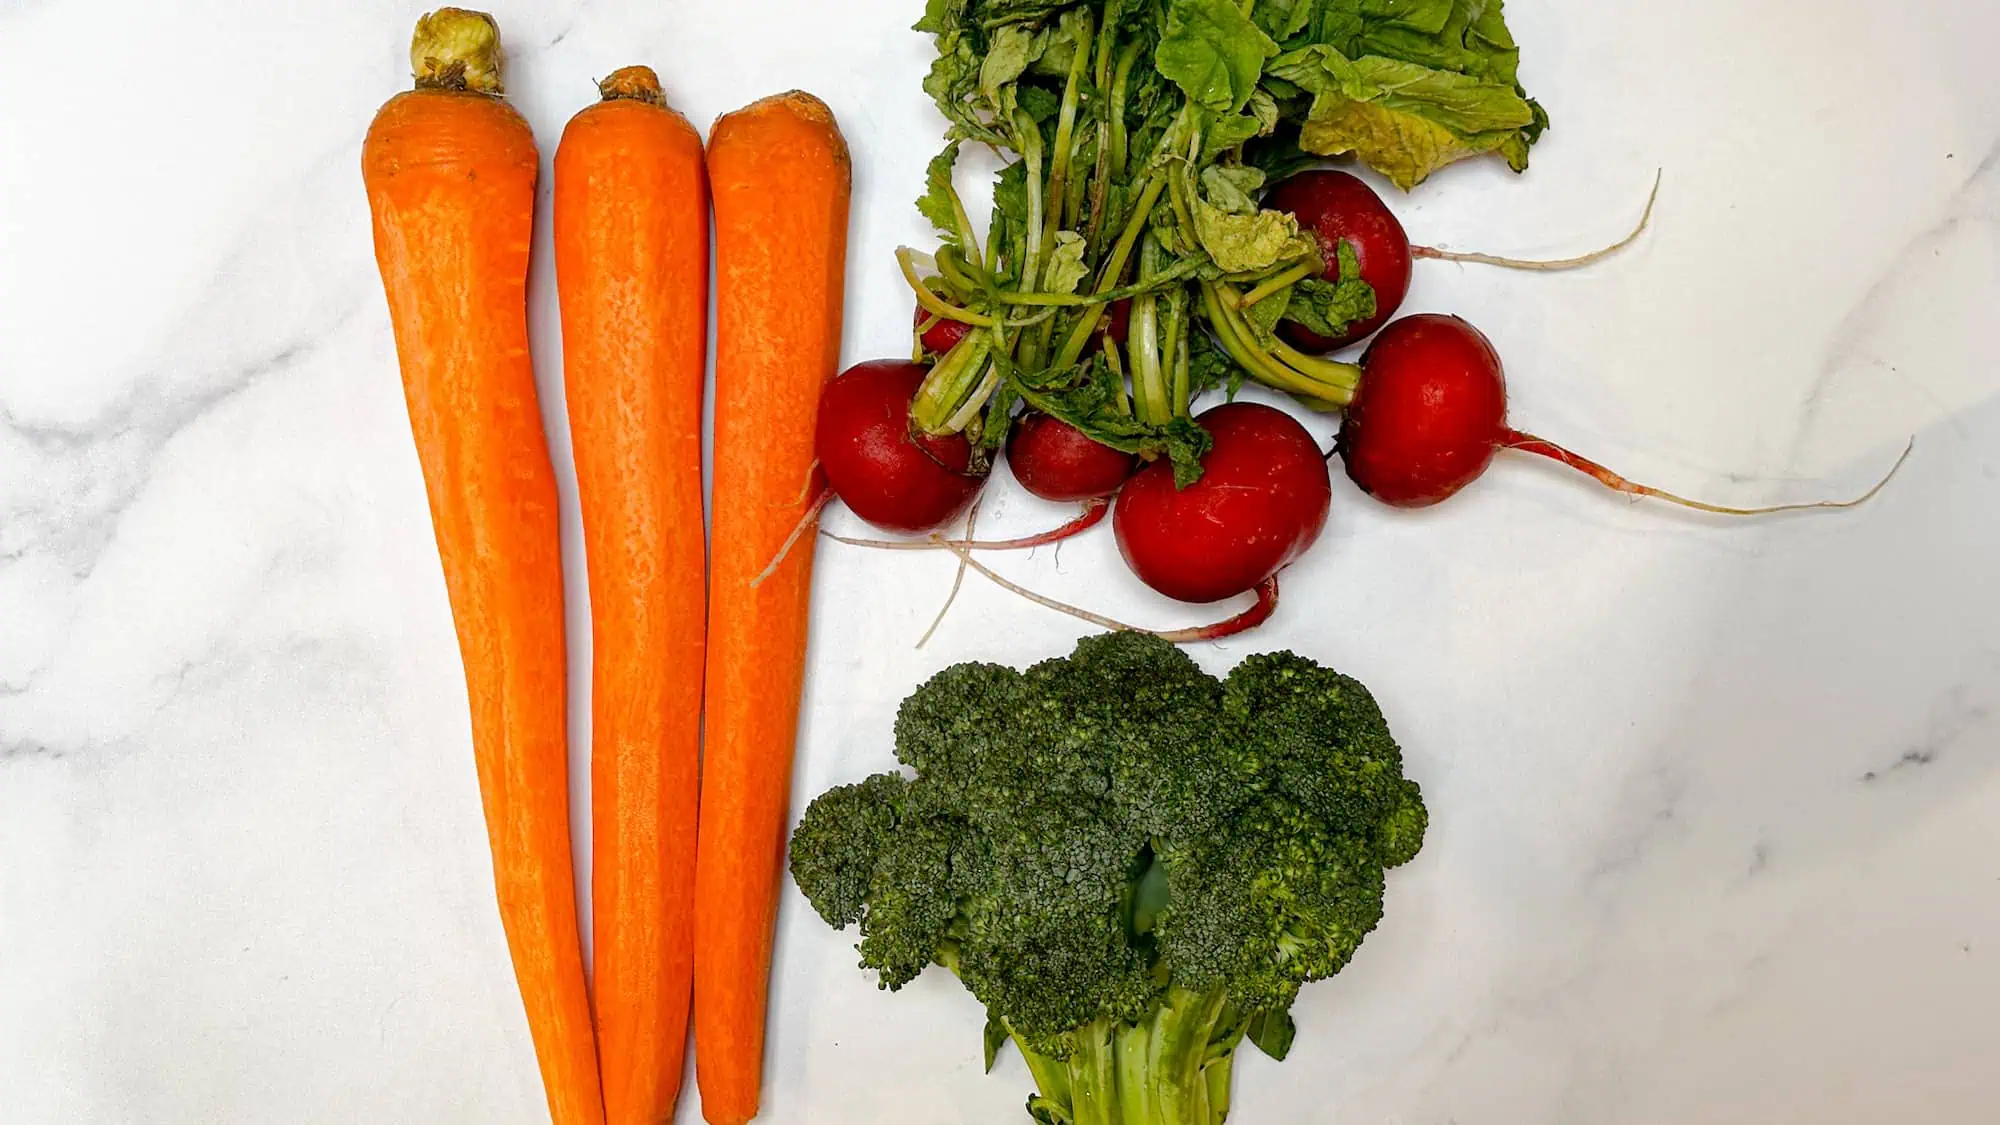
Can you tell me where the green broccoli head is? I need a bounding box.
[788,633,1428,1117]
[956,797,1159,1051]
[1154,797,1390,1012]
[788,772,908,929]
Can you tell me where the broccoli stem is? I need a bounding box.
[1014,989,1247,1125]
[1016,1035,1075,1118]
[1072,1020,1122,1125]
[1116,1011,1163,1124]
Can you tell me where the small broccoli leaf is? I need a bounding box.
[982,24,1051,107]
[1192,166,1317,274]
[1026,1095,1066,1125]
[983,1011,1012,1073]
[1247,1007,1298,1061]
[1043,231,1091,295]
[918,142,964,245]
[1155,0,1280,114]
[1283,240,1376,338]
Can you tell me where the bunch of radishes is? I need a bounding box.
[805,168,1887,639]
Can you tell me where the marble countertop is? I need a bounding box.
[5,1,1998,1122]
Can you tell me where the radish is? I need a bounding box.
[1339,314,1908,512]
[815,360,985,533]
[1114,402,1331,605]
[1007,412,1138,502]
[1268,170,1659,355]
[1266,171,1412,353]
[914,304,972,357]
[1097,297,1132,345]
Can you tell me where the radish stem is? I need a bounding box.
[900,249,995,326]
[1101,337,1134,417]
[1237,260,1318,309]
[1055,173,1170,368]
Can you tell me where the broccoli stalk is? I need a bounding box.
[790,633,1427,1124]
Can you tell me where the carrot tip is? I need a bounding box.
[412,8,504,95]
[600,65,667,105]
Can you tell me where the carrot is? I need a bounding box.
[362,11,603,1125]
[695,91,851,1125]
[553,65,708,1125]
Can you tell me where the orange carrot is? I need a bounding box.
[695,91,851,1125]
[362,11,603,1125]
[554,65,708,1125]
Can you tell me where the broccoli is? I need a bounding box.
[789,633,1428,1124]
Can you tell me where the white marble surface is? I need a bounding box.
[4,1,1999,1121]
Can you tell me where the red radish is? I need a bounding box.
[914,304,971,356]
[1337,315,1505,507]
[1114,402,1332,604]
[1266,171,1411,353]
[1007,412,1138,502]
[1340,314,1908,513]
[1097,297,1131,345]
[1268,170,1660,355]
[815,360,984,533]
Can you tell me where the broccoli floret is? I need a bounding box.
[788,633,1428,1125]
[788,772,907,928]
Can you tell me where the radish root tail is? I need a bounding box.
[785,459,823,507]
[1500,429,1913,515]
[917,496,983,649]
[825,497,1110,553]
[750,486,834,588]
[932,537,1279,643]
[1413,169,1662,272]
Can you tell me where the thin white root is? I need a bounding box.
[1413,169,1662,272]
[932,538,1144,632]
[750,488,833,589]
[930,540,1280,643]
[917,497,983,649]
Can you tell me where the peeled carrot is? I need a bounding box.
[554,65,708,1125]
[363,11,603,1124]
[695,92,851,1125]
